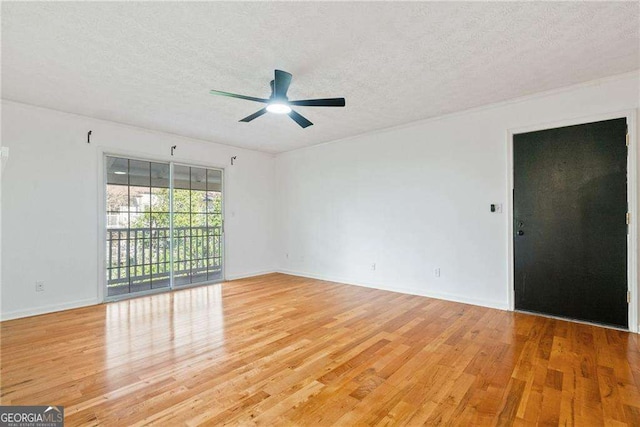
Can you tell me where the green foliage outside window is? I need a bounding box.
[130,188,222,228]
[108,188,223,287]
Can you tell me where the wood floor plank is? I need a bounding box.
[1,273,639,426]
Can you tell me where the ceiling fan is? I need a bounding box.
[209,70,345,128]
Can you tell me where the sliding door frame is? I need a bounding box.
[97,148,226,303]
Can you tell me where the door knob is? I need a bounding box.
[518,230,524,236]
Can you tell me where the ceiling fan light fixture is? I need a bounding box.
[209,70,345,128]
[266,103,291,114]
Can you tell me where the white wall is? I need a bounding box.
[276,73,640,321]
[3,73,639,325]
[1,100,276,320]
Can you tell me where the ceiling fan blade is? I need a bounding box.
[288,109,313,128]
[239,108,268,122]
[289,98,346,107]
[209,89,269,103]
[274,70,292,99]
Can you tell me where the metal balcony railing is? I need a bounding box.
[106,226,222,296]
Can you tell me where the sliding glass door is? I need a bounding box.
[105,156,223,299]
[172,165,223,286]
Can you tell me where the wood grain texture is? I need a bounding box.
[1,273,639,426]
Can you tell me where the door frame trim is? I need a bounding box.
[506,109,638,333]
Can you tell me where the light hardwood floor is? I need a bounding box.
[1,273,640,425]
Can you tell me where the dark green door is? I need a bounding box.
[513,118,628,328]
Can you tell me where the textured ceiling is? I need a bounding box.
[2,2,638,153]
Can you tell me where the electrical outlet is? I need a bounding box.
[35,281,45,292]
[434,268,441,278]
[371,263,376,271]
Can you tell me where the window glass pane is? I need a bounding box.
[173,164,190,190]
[173,189,190,213]
[173,213,190,228]
[151,187,170,213]
[191,190,208,213]
[206,192,222,214]
[129,160,150,187]
[107,184,128,213]
[151,162,169,188]
[213,235,222,258]
[191,167,207,191]
[174,230,190,259]
[207,213,222,228]
[150,230,170,290]
[129,186,151,216]
[151,212,169,229]
[207,169,222,192]
[191,213,206,228]
[152,273,170,289]
[106,157,129,185]
[174,271,190,286]
[131,213,150,229]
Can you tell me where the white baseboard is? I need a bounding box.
[225,270,277,281]
[0,298,100,321]
[277,269,509,311]
[0,271,508,321]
